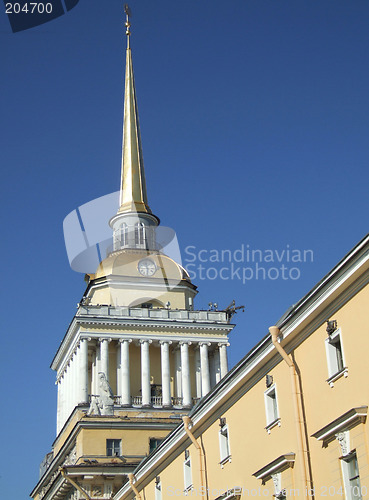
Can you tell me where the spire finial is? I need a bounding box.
[124,4,131,49]
[116,4,154,217]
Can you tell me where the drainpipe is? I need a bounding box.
[182,416,206,497]
[269,326,311,496]
[128,473,142,500]
[59,468,91,500]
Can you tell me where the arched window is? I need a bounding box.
[119,223,128,247]
[135,222,146,246]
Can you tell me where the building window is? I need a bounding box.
[183,450,193,493]
[114,223,128,250]
[155,476,162,500]
[219,420,231,465]
[106,439,121,457]
[341,452,362,500]
[325,328,347,386]
[135,222,146,246]
[264,384,280,432]
[149,438,164,453]
[120,223,128,246]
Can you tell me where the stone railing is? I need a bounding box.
[171,396,183,406]
[77,305,229,323]
[89,395,199,408]
[151,396,163,406]
[131,395,142,406]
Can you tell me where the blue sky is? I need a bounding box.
[1,0,369,497]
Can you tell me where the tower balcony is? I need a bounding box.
[77,304,230,323]
[89,394,200,409]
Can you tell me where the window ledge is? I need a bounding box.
[265,418,281,434]
[219,455,232,468]
[326,367,348,387]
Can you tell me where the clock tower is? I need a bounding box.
[31,10,235,500]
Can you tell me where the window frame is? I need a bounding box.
[135,222,146,247]
[219,423,231,466]
[149,437,164,454]
[120,223,128,246]
[341,450,362,500]
[106,438,121,457]
[325,328,348,387]
[264,384,281,433]
[183,451,193,494]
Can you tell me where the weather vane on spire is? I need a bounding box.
[124,4,132,47]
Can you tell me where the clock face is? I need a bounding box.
[138,258,157,277]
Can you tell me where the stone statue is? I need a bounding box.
[87,372,114,416]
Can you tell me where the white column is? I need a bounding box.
[69,360,74,415]
[65,369,70,423]
[100,338,111,381]
[180,342,192,407]
[56,378,62,434]
[116,344,121,398]
[194,347,201,398]
[140,340,151,406]
[215,349,221,384]
[104,482,114,499]
[209,351,216,388]
[68,362,73,417]
[160,341,172,407]
[219,343,229,378]
[120,339,132,406]
[73,352,79,410]
[65,362,71,419]
[92,344,100,395]
[60,371,66,426]
[200,342,211,396]
[59,374,66,432]
[78,338,89,404]
[174,347,182,399]
[71,353,76,412]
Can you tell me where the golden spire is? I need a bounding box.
[118,5,152,215]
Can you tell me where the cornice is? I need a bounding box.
[311,406,368,443]
[87,276,197,292]
[51,313,233,372]
[77,316,233,331]
[253,453,295,482]
[63,463,136,476]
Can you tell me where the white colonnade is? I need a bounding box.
[56,336,229,434]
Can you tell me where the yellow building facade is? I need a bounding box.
[113,234,369,500]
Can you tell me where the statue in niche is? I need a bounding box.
[87,372,114,416]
